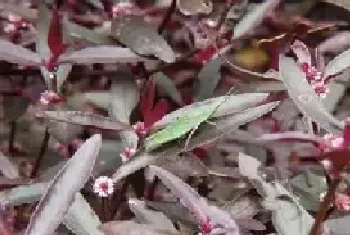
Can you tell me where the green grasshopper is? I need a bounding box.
[144,87,235,151]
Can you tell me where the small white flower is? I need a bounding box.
[319,192,326,201]
[120,147,136,162]
[8,14,21,22]
[93,176,114,197]
[4,23,16,33]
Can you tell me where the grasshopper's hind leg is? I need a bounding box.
[204,120,225,134]
[182,126,198,152]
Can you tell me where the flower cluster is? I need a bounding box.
[4,14,29,33]
[291,40,329,98]
[334,193,350,211]
[39,90,62,105]
[300,62,328,98]
[132,121,147,136]
[120,147,137,162]
[93,176,114,197]
[112,2,135,17]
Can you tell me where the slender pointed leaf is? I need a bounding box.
[150,165,240,234]
[109,78,139,149]
[59,46,143,64]
[324,47,350,78]
[0,152,20,179]
[38,110,132,131]
[177,0,213,16]
[0,2,37,20]
[100,220,178,235]
[0,40,41,66]
[233,0,280,39]
[153,72,183,105]
[36,2,51,86]
[194,57,222,101]
[64,18,114,44]
[239,153,314,235]
[0,183,47,206]
[56,64,73,92]
[63,193,104,235]
[156,152,209,177]
[128,198,177,232]
[290,40,312,65]
[24,134,102,235]
[279,56,343,133]
[111,16,176,63]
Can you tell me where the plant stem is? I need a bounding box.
[8,121,16,155]
[217,0,234,31]
[101,197,107,222]
[146,176,159,201]
[310,178,340,235]
[30,127,50,179]
[110,180,129,219]
[158,0,176,34]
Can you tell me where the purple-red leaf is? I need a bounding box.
[48,9,67,56]
[141,79,156,115]
[145,99,169,129]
